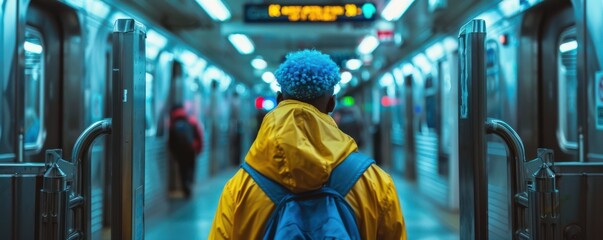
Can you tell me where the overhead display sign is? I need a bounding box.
[244,3,377,23]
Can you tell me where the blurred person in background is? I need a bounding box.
[168,104,204,199]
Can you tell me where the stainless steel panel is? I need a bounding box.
[0,0,17,157]
[144,138,169,218]
[486,142,511,240]
[584,0,603,161]
[555,162,603,239]
[111,18,146,240]
[458,19,488,239]
[416,133,448,207]
[0,163,45,240]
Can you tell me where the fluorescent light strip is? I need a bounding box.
[559,40,577,53]
[334,84,341,95]
[357,36,379,55]
[270,81,281,92]
[24,41,43,54]
[262,71,276,83]
[147,30,167,48]
[381,0,415,22]
[195,0,231,22]
[379,73,394,87]
[180,50,198,66]
[228,34,255,55]
[412,53,431,73]
[426,43,444,61]
[345,59,362,70]
[402,63,414,76]
[251,57,267,70]
[340,71,352,84]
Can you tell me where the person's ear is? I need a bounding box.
[327,95,335,113]
[277,92,283,104]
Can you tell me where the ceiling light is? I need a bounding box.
[345,59,362,71]
[334,84,341,95]
[270,81,281,92]
[262,71,276,83]
[195,0,231,22]
[443,37,458,51]
[379,73,394,87]
[228,34,254,55]
[559,40,577,53]
[498,0,521,17]
[402,63,414,76]
[251,57,267,70]
[24,41,43,54]
[357,35,379,55]
[381,0,415,22]
[146,45,160,60]
[393,68,403,85]
[426,43,444,61]
[180,50,198,66]
[412,53,431,73]
[340,71,352,84]
[85,0,111,19]
[147,29,167,48]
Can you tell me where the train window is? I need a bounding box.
[557,27,578,150]
[146,70,157,136]
[424,75,437,131]
[24,27,45,150]
[486,40,502,119]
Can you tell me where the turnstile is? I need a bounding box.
[458,19,603,240]
[0,19,146,240]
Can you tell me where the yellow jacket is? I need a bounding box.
[209,100,406,239]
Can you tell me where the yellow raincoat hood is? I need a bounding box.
[209,99,406,240]
[246,99,358,193]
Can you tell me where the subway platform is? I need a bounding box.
[145,168,460,240]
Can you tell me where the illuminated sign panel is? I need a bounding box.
[244,3,377,23]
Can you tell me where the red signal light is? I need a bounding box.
[255,97,264,109]
[499,34,508,46]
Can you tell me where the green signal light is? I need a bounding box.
[362,3,376,19]
[341,96,355,107]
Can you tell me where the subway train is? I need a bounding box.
[339,0,602,238]
[2,0,603,239]
[0,0,254,239]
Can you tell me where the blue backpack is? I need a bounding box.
[241,152,375,240]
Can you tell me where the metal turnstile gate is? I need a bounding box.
[458,19,603,240]
[0,18,146,240]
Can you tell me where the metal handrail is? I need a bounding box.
[70,119,112,240]
[484,118,529,239]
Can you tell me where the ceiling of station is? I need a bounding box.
[112,0,494,91]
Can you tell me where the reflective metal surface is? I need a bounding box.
[111,18,146,240]
[71,119,112,240]
[485,118,528,238]
[458,18,488,240]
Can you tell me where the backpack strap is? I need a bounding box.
[328,152,375,196]
[241,162,289,204]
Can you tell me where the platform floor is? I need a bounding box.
[145,168,460,240]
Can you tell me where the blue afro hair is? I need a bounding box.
[275,49,340,101]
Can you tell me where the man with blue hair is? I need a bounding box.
[210,49,406,239]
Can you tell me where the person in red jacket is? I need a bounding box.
[168,104,204,199]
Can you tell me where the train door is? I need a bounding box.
[23,2,64,162]
[414,58,452,208]
[540,3,579,162]
[378,74,393,168]
[403,74,416,179]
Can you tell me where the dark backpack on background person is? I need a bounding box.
[169,117,195,159]
[241,152,374,240]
